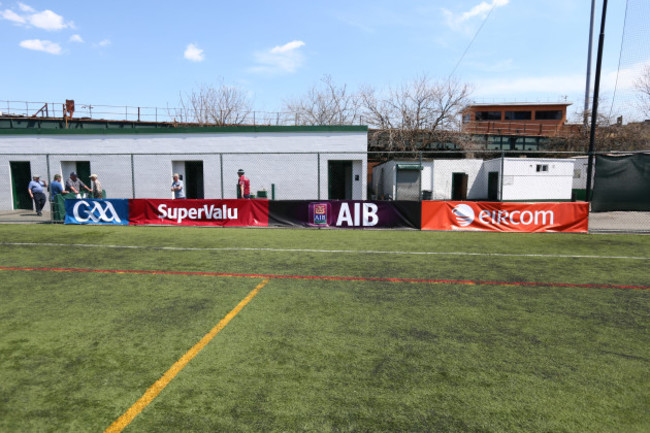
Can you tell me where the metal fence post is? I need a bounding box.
[220,153,224,199]
[317,153,321,200]
[46,154,52,222]
[418,151,423,201]
[131,154,136,198]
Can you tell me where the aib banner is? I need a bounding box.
[128,199,269,227]
[64,199,130,225]
[269,201,420,229]
[422,201,589,233]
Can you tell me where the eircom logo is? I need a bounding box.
[450,203,555,228]
[65,199,129,225]
[451,204,475,227]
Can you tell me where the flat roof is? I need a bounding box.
[0,117,368,135]
[465,102,573,108]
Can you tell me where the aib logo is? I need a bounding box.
[452,204,475,227]
[71,200,124,224]
[309,202,330,226]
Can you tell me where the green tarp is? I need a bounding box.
[591,154,650,212]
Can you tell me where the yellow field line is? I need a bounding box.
[104,278,270,433]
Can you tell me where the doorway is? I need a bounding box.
[10,161,33,210]
[328,161,352,200]
[395,167,421,201]
[488,171,499,201]
[185,161,204,199]
[451,172,469,200]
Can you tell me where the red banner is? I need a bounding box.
[422,201,589,233]
[129,199,269,227]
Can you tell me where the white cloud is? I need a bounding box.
[29,9,70,30]
[69,34,83,43]
[17,2,35,13]
[1,3,73,30]
[251,40,306,74]
[443,0,509,31]
[19,39,62,54]
[270,40,305,54]
[184,43,204,62]
[98,39,111,47]
[1,8,25,24]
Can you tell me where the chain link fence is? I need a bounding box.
[1,150,649,232]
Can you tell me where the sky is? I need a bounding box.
[0,0,645,122]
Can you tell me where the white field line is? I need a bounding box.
[2,242,649,260]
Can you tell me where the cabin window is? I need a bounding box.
[535,110,563,120]
[504,111,532,121]
[475,111,502,121]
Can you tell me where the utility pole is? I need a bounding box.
[586,0,608,202]
[584,0,596,127]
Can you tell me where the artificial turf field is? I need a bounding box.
[0,225,649,433]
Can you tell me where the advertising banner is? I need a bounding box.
[64,199,130,225]
[269,201,420,229]
[129,199,269,227]
[422,201,589,233]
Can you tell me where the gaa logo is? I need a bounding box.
[452,204,475,227]
[72,200,123,223]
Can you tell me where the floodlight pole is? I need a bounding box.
[585,0,608,202]
[584,0,596,127]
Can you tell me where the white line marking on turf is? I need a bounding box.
[2,242,649,260]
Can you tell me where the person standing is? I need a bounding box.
[65,171,91,196]
[171,173,186,199]
[49,174,68,220]
[89,174,103,199]
[50,174,68,199]
[237,169,251,199]
[28,174,47,216]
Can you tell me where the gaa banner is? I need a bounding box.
[269,201,420,229]
[64,199,130,225]
[129,199,269,227]
[421,201,589,233]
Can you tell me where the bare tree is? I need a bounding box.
[284,75,362,126]
[360,75,473,151]
[179,81,252,125]
[635,64,650,118]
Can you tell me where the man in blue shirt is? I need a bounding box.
[28,174,47,216]
[171,173,186,199]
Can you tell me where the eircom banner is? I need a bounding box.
[421,201,589,233]
[64,199,129,225]
[128,199,269,226]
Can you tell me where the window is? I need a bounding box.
[536,164,549,172]
[535,110,563,120]
[475,111,502,121]
[504,111,532,121]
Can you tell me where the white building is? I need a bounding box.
[372,157,575,201]
[0,120,368,211]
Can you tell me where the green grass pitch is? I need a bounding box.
[0,225,649,432]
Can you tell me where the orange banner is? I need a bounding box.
[422,201,589,233]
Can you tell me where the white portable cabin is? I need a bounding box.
[372,157,575,201]
[482,157,575,201]
[372,159,485,201]
[0,120,368,211]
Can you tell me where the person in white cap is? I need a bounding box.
[28,174,47,216]
[89,174,103,199]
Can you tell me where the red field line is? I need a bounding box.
[1,265,649,291]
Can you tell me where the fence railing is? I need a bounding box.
[1,150,649,232]
[0,100,368,126]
